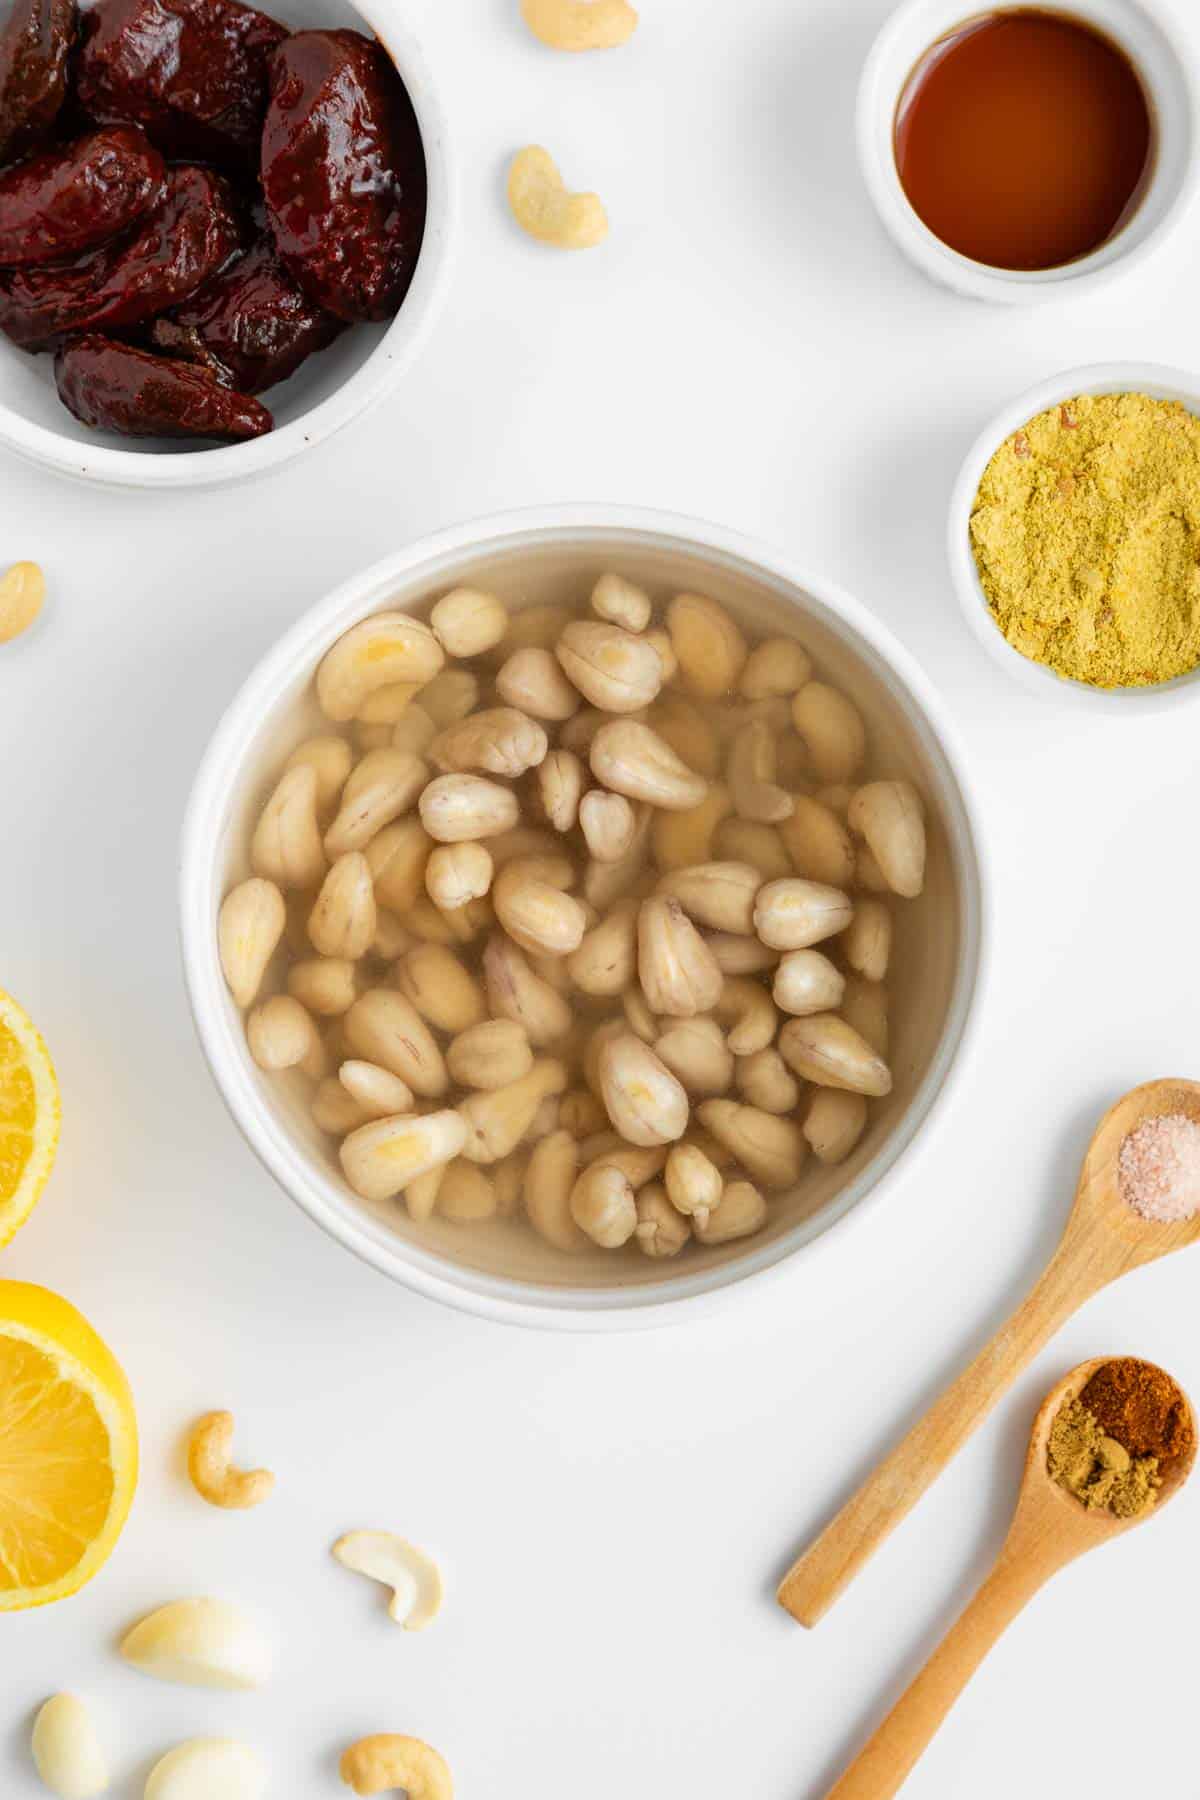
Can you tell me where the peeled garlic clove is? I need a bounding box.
[120,1598,272,1691]
[31,1695,108,1800]
[144,1738,266,1800]
[778,1013,892,1097]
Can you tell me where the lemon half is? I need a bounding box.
[0,1281,138,1610]
[0,988,60,1247]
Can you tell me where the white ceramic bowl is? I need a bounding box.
[0,0,457,490]
[857,0,1198,303]
[949,361,1200,709]
[180,507,989,1330]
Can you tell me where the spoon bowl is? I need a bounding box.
[779,1078,1200,1625]
[824,1357,1194,1800]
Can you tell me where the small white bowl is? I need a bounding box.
[0,0,458,490]
[949,361,1200,709]
[180,507,989,1331]
[857,0,1198,303]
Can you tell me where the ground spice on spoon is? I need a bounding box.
[1048,1358,1194,1519]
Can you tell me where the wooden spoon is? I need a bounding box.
[821,1357,1195,1800]
[778,1078,1200,1626]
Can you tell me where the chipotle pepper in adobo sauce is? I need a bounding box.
[0,126,165,266]
[0,0,76,160]
[261,29,426,323]
[894,9,1152,271]
[56,332,272,439]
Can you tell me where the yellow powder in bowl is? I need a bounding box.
[970,392,1200,688]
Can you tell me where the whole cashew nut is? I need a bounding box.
[332,1532,443,1630]
[508,146,608,250]
[188,1412,275,1511]
[521,0,637,51]
[340,1735,453,1799]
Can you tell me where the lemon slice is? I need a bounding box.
[0,988,60,1247]
[0,1281,138,1610]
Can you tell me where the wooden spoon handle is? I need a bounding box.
[778,1230,1107,1626]
[822,1550,1053,1800]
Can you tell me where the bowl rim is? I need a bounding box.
[179,504,992,1331]
[855,0,1200,305]
[0,0,459,491]
[948,360,1200,709]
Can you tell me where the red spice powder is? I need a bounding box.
[1077,1358,1195,1483]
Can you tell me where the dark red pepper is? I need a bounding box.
[56,332,272,439]
[0,0,76,161]
[0,164,243,350]
[149,232,343,392]
[75,0,287,168]
[0,126,166,267]
[261,29,425,323]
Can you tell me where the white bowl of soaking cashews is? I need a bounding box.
[180,508,989,1330]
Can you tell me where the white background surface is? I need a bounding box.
[3,0,1200,1793]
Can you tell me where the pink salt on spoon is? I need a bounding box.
[778,1078,1200,1628]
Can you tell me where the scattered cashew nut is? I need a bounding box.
[340,1735,453,1799]
[508,146,608,249]
[332,1531,444,1630]
[188,1412,275,1511]
[521,0,637,51]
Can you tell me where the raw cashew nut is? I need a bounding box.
[579,789,636,862]
[483,935,572,1044]
[317,614,444,722]
[740,637,813,699]
[525,1129,587,1249]
[340,1110,468,1201]
[367,818,433,912]
[634,1182,690,1258]
[650,694,721,777]
[704,931,778,975]
[188,1412,275,1511]
[657,861,760,934]
[340,1061,415,1117]
[651,784,732,871]
[592,571,650,631]
[664,1142,722,1227]
[340,1735,453,1800]
[498,603,575,659]
[778,1014,892,1097]
[521,0,637,51]
[430,707,548,778]
[426,842,493,911]
[847,780,926,898]
[323,750,427,857]
[251,765,326,890]
[841,896,892,980]
[654,1016,733,1097]
[694,1178,768,1245]
[402,1164,446,1222]
[567,898,638,996]
[419,670,480,729]
[570,1159,637,1247]
[333,1532,443,1630]
[538,749,585,831]
[458,1059,568,1162]
[356,682,424,726]
[309,852,377,960]
[345,991,449,1095]
[219,879,285,1009]
[145,1739,266,1800]
[713,977,778,1055]
[727,717,794,824]
[645,627,677,683]
[120,1598,272,1691]
[246,995,319,1073]
[696,1099,806,1189]
[430,587,508,658]
[667,593,748,698]
[559,1088,607,1137]
[637,896,723,1017]
[791,682,866,783]
[419,774,520,842]
[446,1019,533,1089]
[842,975,889,1056]
[598,1032,688,1146]
[804,1089,869,1164]
[392,703,438,756]
[622,985,658,1042]
[496,646,581,719]
[714,817,791,881]
[753,877,854,950]
[394,944,487,1034]
[590,719,709,810]
[312,1078,372,1135]
[437,1159,498,1221]
[772,948,845,1016]
[556,620,663,713]
[0,559,45,642]
[778,795,855,888]
[508,145,608,249]
[735,1047,799,1115]
[31,1694,108,1800]
[285,735,353,817]
[494,860,587,957]
[288,957,357,1016]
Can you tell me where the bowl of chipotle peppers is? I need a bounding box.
[0,0,456,488]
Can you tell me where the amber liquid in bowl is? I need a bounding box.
[894,8,1153,271]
